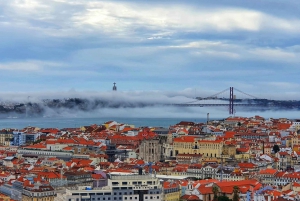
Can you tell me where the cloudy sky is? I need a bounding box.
[1,0,300,100]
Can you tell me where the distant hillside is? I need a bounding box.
[0,98,299,118]
[0,98,157,118]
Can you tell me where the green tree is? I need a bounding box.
[273,144,280,153]
[232,186,239,201]
[212,186,219,201]
[218,195,231,201]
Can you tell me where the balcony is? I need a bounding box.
[110,175,153,180]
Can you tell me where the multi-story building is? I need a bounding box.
[162,143,174,160]
[276,151,292,170]
[290,120,300,132]
[176,154,202,164]
[17,148,73,159]
[0,183,12,198]
[162,181,181,201]
[173,136,223,158]
[13,131,41,146]
[64,171,93,186]
[222,144,236,157]
[11,178,23,201]
[66,173,163,201]
[258,168,278,184]
[22,181,56,201]
[37,171,67,187]
[0,193,11,201]
[0,130,13,146]
[139,138,162,162]
[198,140,223,158]
[13,131,26,146]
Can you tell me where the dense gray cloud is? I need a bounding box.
[0,0,299,102]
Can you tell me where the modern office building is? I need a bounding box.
[66,173,163,201]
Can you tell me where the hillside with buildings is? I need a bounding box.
[0,116,299,200]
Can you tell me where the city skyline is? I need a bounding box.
[0,0,300,100]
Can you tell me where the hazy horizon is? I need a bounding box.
[0,0,300,100]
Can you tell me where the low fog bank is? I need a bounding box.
[67,106,300,120]
[0,91,195,118]
[0,90,198,104]
[2,105,299,120]
[0,90,299,119]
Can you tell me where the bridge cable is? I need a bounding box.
[206,88,230,99]
[234,88,258,99]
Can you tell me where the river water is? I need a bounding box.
[0,117,209,129]
[1,106,299,129]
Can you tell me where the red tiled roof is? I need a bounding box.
[238,163,257,168]
[259,169,277,175]
[198,186,213,194]
[174,136,195,143]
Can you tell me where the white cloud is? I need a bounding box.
[0,61,40,71]
[70,2,300,36]
[2,1,300,38]
[266,82,300,89]
[72,4,259,33]
[0,60,64,71]
[249,48,298,61]
[0,0,300,99]
[166,40,300,62]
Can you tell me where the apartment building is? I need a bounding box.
[66,173,163,201]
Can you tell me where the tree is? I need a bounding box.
[237,122,242,128]
[273,144,280,153]
[218,195,231,201]
[212,186,219,201]
[232,186,239,201]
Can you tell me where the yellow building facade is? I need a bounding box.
[173,136,223,159]
[0,133,13,146]
[164,190,181,201]
[163,181,181,201]
[222,144,236,156]
[22,195,55,201]
[22,187,56,201]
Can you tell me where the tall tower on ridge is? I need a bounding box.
[113,82,117,91]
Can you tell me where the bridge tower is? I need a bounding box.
[229,87,234,115]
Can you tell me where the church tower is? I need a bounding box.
[112,82,117,91]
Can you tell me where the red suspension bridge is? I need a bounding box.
[173,87,300,114]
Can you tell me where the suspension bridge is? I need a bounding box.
[173,87,300,114]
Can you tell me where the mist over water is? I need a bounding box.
[0,90,299,129]
[0,105,299,129]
